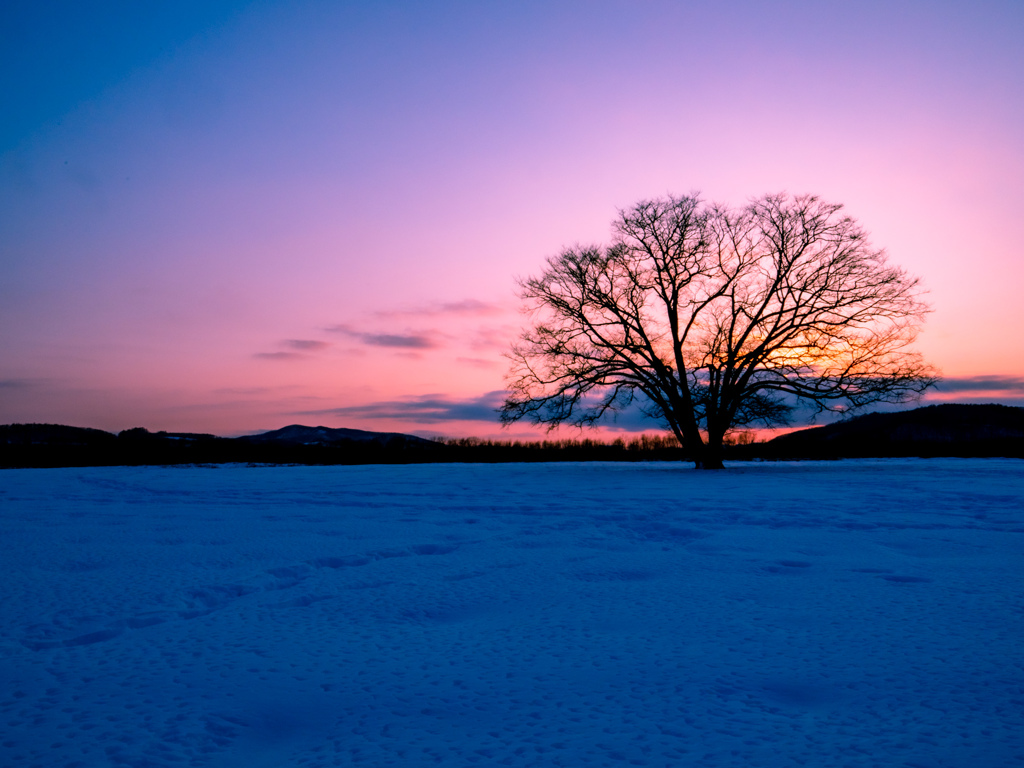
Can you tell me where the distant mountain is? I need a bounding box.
[118,427,219,442]
[0,422,441,468]
[764,404,1024,458]
[0,423,434,448]
[238,424,436,448]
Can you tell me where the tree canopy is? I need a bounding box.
[501,193,937,469]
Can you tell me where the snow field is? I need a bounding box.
[0,459,1022,767]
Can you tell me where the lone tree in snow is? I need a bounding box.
[500,193,937,469]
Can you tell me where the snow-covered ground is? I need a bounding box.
[1,459,1022,767]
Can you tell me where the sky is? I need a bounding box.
[2,0,1023,438]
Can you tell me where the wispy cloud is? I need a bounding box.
[285,339,331,351]
[373,300,504,320]
[324,301,514,355]
[254,339,331,360]
[0,378,39,389]
[305,391,507,424]
[362,334,438,349]
[932,375,1024,394]
[467,324,518,351]
[326,325,442,349]
[213,385,304,396]
[456,357,500,368]
[253,351,305,361]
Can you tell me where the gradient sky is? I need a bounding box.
[2,0,1023,438]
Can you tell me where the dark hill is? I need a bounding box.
[4,406,1023,467]
[239,424,436,448]
[762,404,1024,459]
[0,423,118,446]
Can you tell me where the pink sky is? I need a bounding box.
[2,1,1023,438]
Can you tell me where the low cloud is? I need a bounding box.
[932,375,1024,394]
[306,391,507,424]
[327,325,441,349]
[0,378,38,389]
[309,391,677,432]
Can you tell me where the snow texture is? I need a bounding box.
[1,459,1022,767]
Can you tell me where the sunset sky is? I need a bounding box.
[2,0,1023,438]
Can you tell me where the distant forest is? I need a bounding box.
[2,404,1022,468]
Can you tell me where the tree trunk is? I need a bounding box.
[693,455,725,470]
[692,436,725,470]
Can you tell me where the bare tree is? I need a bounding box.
[501,193,937,469]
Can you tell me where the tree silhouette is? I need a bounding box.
[501,193,937,469]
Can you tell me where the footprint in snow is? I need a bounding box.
[20,542,458,650]
[762,560,812,573]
